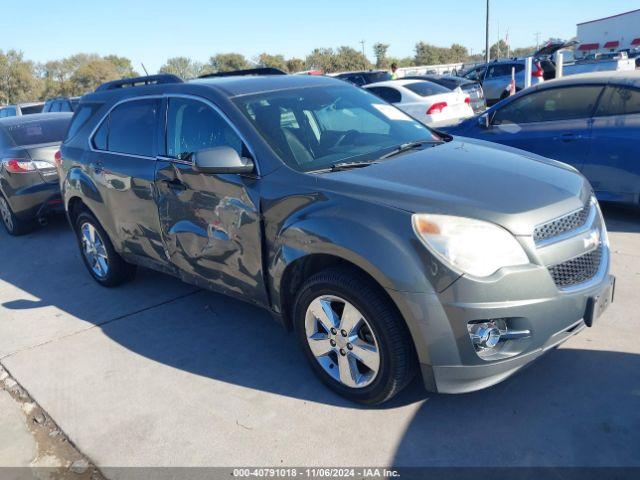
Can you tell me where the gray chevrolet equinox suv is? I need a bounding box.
[59,72,614,404]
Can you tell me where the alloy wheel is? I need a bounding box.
[80,222,109,278]
[0,197,13,232]
[305,295,380,388]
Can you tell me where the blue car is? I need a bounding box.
[446,71,640,206]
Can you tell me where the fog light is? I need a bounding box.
[468,321,502,351]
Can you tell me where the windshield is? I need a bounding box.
[234,85,439,172]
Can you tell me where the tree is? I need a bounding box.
[415,42,443,66]
[70,59,120,94]
[209,53,250,73]
[373,43,389,69]
[103,55,138,77]
[387,56,414,68]
[490,40,509,60]
[286,57,305,73]
[306,48,338,72]
[334,46,371,71]
[256,53,288,72]
[0,50,41,104]
[159,57,206,79]
[450,44,469,63]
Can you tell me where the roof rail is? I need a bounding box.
[198,67,287,79]
[95,74,183,92]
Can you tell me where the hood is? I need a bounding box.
[320,138,589,236]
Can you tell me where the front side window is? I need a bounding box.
[492,86,603,125]
[594,86,640,117]
[166,97,244,160]
[234,85,439,172]
[92,99,159,156]
[20,104,43,115]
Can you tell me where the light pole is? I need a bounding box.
[360,40,367,68]
[485,0,490,62]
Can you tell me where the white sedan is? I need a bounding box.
[364,79,474,128]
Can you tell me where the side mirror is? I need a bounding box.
[193,146,254,174]
[478,114,490,128]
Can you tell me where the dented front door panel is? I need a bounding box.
[154,159,268,305]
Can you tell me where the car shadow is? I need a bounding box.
[391,348,640,467]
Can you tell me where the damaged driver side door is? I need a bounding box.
[154,95,268,305]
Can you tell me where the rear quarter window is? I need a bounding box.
[595,86,640,116]
[66,103,103,143]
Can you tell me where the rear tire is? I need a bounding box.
[74,211,136,287]
[0,194,34,236]
[293,267,417,405]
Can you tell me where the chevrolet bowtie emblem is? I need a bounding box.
[583,229,600,250]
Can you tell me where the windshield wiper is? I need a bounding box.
[379,140,443,160]
[329,161,378,172]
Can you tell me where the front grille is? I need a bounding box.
[534,203,591,243]
[549,245,602,288]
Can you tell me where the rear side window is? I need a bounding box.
[5,118,70,146]
[367,87,402,103]
[93,99,160,156]
[404,81,450,97]
[66,103,102,142]
[492,86,603,125]
[594,86,640,117]
[0,107,17,117]
[166,97,243,160]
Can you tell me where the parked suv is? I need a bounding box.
[43,96,80,113]
[0,102,45,118]
[59,72,614,404]
[461,59,548,105]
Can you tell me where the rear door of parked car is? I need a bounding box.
[88,97,168,267]
[154,95,267,304]
[582,84,640,203]
[485,85,603,170]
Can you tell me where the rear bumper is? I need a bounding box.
[6,182,63,220]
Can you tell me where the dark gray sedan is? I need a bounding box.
[0,113,72,235]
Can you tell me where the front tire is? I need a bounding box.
[0,194,34,236]
[293,267,416,405]
[74,211,136,287]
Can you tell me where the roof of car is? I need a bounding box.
[190,74,346,96]
[0,112,73,126]
[540,70,640,88]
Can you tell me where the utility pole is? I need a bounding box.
[485,0,490,63]
[535,32,541,51]
[360,40,367,68]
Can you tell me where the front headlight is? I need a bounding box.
[412,214,529,278]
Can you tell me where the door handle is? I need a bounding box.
[561,133,581,142]
[162,178,186,191]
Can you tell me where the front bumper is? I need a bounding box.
[387,267,614,394]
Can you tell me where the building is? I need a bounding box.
[576,9,640,57]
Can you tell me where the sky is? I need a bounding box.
[3,0,640,73]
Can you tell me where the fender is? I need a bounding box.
[266,198,451,317]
